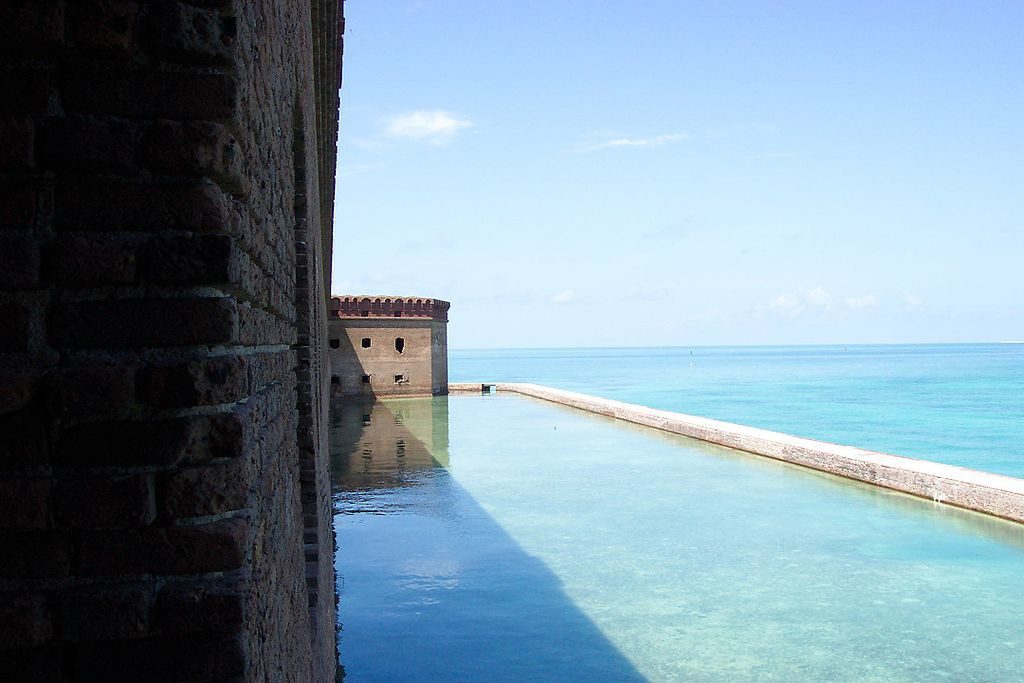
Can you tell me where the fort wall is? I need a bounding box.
[328,296,449,398]
[0,1,342,679]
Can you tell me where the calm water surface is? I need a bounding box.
[333,395,1024,682]
[451,344,1024,478]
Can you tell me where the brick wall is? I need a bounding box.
[0,1,342,680]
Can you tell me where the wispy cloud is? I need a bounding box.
[768,287,881,317]
[549,289,575,305]
[583,132,688,152]
[384,110,473,144]
[845,294,880,310]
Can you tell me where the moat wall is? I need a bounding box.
[0,1,342,679]
[480,383,1024,525]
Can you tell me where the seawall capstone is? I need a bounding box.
[485,383,1024,525]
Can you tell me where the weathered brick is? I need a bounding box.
[49,297,237,348]
[0,302,31,352]
[56,418,194,467]
[0,594,52,649]
[0,418,50,467]
[68,0,140,58]
[0,531,69,579]
[47,237,138,286]
[78,517,248,575]
[62,65,237,120]
[138,355,247,408]
[0,183,37,230]
[141,120,244,192]
[161,459,248,517]
[51,365,136,420]
[0,68,54,115]
[54,475,155,529]
[0,478,52,530]
[39,117,139,173]
[159,517,249,573]
[0,116,35,170]
[0,1,64,57]
[146,3,233,64]
[56,181,230,232]
[0,370,41,416]
[72,636,244,682]
[140,233,239,285]
[59,585,149,642]
[0,232,41,288]
[186,404,252,463]
[0,644,61,681]
[154,580,244,636]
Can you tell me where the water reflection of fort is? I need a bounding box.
[330,397,450,491]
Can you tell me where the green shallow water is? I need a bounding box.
[333,395,1024,682]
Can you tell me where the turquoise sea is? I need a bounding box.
[450,343,1024,479]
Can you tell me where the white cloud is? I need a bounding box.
[845,294,880,310]
[902,293,923,308]
[384,110,473,144]
[769,293,805,317]
[587,133,688,152]
[550,289,575,305]
[767,287,835,318]
[806,287,832,309]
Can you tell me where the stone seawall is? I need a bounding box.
[482,383,1024,525]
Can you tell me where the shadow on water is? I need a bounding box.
[329,397,645,682]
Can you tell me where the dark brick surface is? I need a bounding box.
[57,418,195,467]
[154,581,245,636]
[62,65,237,120]
[0,302,31,352]
[0,232,41,288]
[0,478,52,530]
[55,181,229,232]
[0,531,70,579]
[0,0,342,678]
[139,355,247,408]
[0,116,35,170]
[47,237,138,286]
[72,636,244,682]
[140,233,239,285]
[54,475,155,529]
[50,298,237,348]
[59,585,149,642]
[0,593,52,649]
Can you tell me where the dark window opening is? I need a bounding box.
[394,374,406,384]
[361,337,371,348]
[329,338,339,349]
[330,375,340,385]
[395,337,405,354]
[361,374,371,384]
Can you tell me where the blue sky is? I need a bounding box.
[331,1,1023,349]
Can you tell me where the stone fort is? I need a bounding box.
[0,1,343,680]
[327,295,449,398]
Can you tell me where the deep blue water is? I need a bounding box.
[451,343,1024,478]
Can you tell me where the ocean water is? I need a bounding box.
[450,344,1024,479]
[332,395,1024,682]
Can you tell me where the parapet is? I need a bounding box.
[330,295,450,322]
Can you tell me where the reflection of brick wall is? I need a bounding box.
[0,2,342,680]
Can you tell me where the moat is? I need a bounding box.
[331,395,1024,681]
